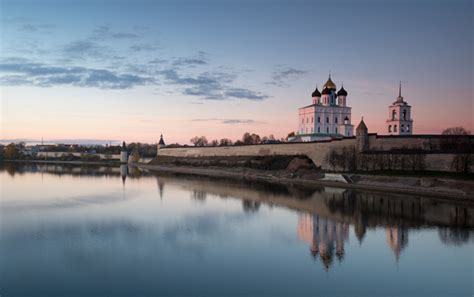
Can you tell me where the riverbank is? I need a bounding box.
[1,159,122,166]
[137,163,474,201]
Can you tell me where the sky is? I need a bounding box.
[0,0,472,145]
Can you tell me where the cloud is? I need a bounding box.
[91,25,141,40]
[130,43,160,52]
[171,51,209,67]
[19,23,55,33]
[267,66,307,87]
[0,58,154,89]
[62,39,109,59]
[158,68,268,101]
[191,118,266,124]
[172,57,207,67]
[224,88,269,100]
[148,58,168,64]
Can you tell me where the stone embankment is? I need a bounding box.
[140,155,474,201]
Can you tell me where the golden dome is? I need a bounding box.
[323,75,336,90]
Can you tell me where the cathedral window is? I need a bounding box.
[407,125,410,132]
[335,117,338,124]
[403,110,407,120]
[318,127,320,133]
[388,125,392,133]
[326,117,329,123]
[392,110,397,120]
[335,127,338,133]
[326,127,329,133]
[401,124,405,132]
[394,125,398,132]
[311,117,313,123]
[317,117,320,123]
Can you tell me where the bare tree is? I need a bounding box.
[242,132,261,145]
[219,138,233,146]
[190,136,208,147]
[441,127,471,152]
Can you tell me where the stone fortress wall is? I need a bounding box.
[157,134,474,172]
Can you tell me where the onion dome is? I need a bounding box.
[323,75,336,90]
[311,86,321,97]
[337,85,347,96]
[321,87,331,95]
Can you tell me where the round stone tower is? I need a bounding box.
[120,141,128,163]
[356,118,369,152]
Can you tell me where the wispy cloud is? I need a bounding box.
[62,39,110,60]
[158,68,268,101]
[19,23,55,33]
[191,118,266,124]
[130,43,161,52]
[1,24,269,101]
[0,58,154,89]
[91,25,142,40]
[267,66,307,87]
[224,88,269,100]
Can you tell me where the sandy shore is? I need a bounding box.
[137,163,474,201]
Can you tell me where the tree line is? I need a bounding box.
[190,133,285,147]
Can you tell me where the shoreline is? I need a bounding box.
[0,159,122,166]
[137,163,474,202]
[3,160,473,201]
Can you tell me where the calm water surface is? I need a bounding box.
[0,163,473,297]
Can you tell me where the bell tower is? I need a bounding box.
[386,82,413,135]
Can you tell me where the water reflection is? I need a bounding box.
[297,213,349,269]
[1,163,473,296]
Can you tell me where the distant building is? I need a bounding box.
[157,134,166,156]
[291,75,354,142]
[120,141,128,163]
[158,134,166,148]
[386,82,413,135]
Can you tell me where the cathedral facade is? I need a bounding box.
[293,75,354,142]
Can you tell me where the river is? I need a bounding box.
[0,163,473,297]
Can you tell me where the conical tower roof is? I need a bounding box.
[356,118,368,131]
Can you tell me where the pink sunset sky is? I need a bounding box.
[1,0,472,145]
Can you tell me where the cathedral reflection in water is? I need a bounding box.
[297,213,411,269]
[297,213,349,269]
[115,164,473,271]
[1,162,472,272]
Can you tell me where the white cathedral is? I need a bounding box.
[290,76,414,142]
[292,75,354,142]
